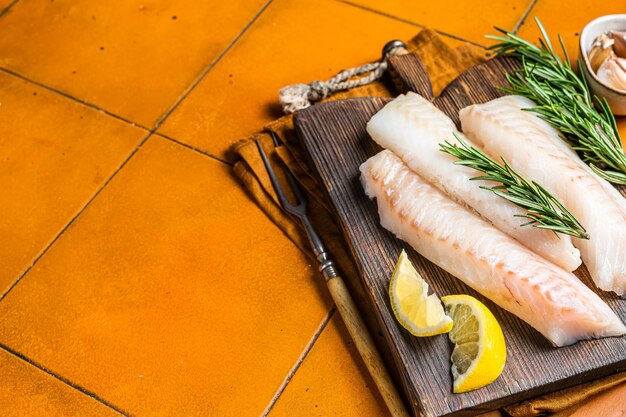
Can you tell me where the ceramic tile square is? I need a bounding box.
[0,71,144,295]
[337,0,530,45]
[268,314,391,417]
[0,348,119,417]
[0,0,267,127]
[0,0,14,12]
[0,136,332,416]
[158,0,427,161]
[516,0,625,61]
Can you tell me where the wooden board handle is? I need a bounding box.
[326,275,411,417]
[387,53,434,99]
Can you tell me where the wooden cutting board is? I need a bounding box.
[293,54,626,417]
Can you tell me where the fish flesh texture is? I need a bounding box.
[361,151,625,345]
[494,96,626,213]
[460,95,626,295]
[360,150,625,346]
[366,92,581,271]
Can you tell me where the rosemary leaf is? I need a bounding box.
[487,18,626,184]
[440,134,589,239]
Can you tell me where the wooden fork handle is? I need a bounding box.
[326,274,411,417]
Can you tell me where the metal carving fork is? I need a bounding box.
[256,134,409,417]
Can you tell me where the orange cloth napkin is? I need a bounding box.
[504,372,626,417]
[230,28,625,416]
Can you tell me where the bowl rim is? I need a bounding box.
[579,14,626,96]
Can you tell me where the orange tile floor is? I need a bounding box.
[0,0,624,416]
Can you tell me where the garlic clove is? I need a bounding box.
[610,30,626,59]
[597,57,626,92]
[589,33,615,72]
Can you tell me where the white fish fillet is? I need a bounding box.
[366,92,581,271]
[460,95,626,295]
[360,150,625,346]
[501,96,626,213]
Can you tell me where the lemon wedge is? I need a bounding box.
[441,295,506,393]
[389,250,453,337]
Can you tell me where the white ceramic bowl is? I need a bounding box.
[579,14,626,115]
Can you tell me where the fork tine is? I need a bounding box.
[255,138,298,213]
[269,130,282,147]
[284,169,306,209]
[267,131,307,208]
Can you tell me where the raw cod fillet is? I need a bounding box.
[460,95,626,295]
[366,92,581,271]
[360,150,625,346]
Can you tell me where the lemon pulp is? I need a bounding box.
[389,250,453,337]
[442,294,506,393]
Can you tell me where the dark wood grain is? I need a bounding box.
[388,53,434,99]
[294,55,626,417]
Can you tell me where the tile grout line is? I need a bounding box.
[0,131,152,303]
[512,0,539,34]
[154,132,233,166]
[0,1,277,409]
[0,1,546,416]
[0,342,131,416]
[260,307,336,417]
[149,0,275,132]
[0,65,236,167]
[0,0,276,168]
[0,0,20,18]
[0,67,152,132]
[334,0,487,49]
[0,0,275,320]
[0,134,155,413]
[0,89,238,305]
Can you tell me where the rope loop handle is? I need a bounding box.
[278,40,408,114]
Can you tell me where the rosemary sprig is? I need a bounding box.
[440,134,589,239]
[486,18,626,185]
